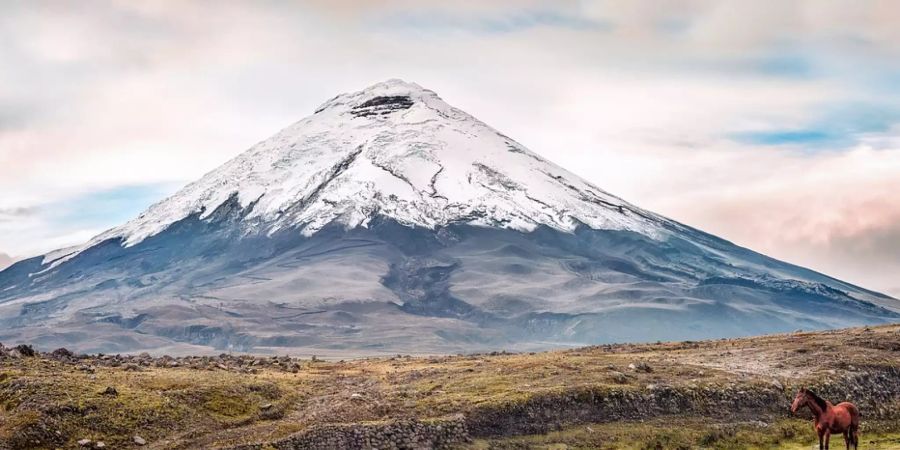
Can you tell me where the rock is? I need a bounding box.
[133,435,147,445]
[77,438,92,446]
[14,344,36,357]
[101,386,118,396]
[350,393,364,400]
[123,363,143,372]
[50,347,75,359]
[261,403,273,410]
[628,361,652,373]
[609,371,628,384]
[95,441,106,448]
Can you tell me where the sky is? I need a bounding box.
[1,0,899,297]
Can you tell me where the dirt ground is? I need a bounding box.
[1,324,899,449]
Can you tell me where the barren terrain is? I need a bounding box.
[1,324,899,449]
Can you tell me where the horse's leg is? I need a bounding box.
[819,429,825,450]
[825,430,831,450]
[852,426,859,450]
[843,431,849,450]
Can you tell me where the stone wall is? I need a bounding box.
[230,416,468,450]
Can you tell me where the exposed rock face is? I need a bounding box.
[350,95,415,117]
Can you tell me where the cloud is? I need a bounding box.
[1,0,899,297]
[374,8,611,34]
[0,207,37,221]
[728,100,900,149]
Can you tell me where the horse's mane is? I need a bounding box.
[805,389,828,410]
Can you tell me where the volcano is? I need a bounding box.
[1,79,897,355]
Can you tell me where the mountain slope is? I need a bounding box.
[0,80,896,354]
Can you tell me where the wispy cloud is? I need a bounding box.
[0,206,37,220]
[730,129,835,146]
[728,100,900,149]
[375,9,610,34]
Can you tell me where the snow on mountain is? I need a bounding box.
[58,80,665,263]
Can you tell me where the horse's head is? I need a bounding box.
[791,388,808,414]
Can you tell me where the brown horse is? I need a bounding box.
[791,387,860,450]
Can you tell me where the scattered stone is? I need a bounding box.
[609,371,628,384]
[133,435,147,446]
[123,363,143,372]
[77,438,92,447]
[101,386,118,396]
[95,441,106,448]
[260,403,273,410]
[628,361,652,373]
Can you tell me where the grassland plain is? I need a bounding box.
[1,324,899,449]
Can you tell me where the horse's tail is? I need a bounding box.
[847,403,861,448]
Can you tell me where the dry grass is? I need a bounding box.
[471,418,900,450]
[1,324,899,448]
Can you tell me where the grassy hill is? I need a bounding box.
[2,324,900,449]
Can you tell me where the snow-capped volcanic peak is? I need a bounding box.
[7,79,899,356]
[87,79,666,253]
